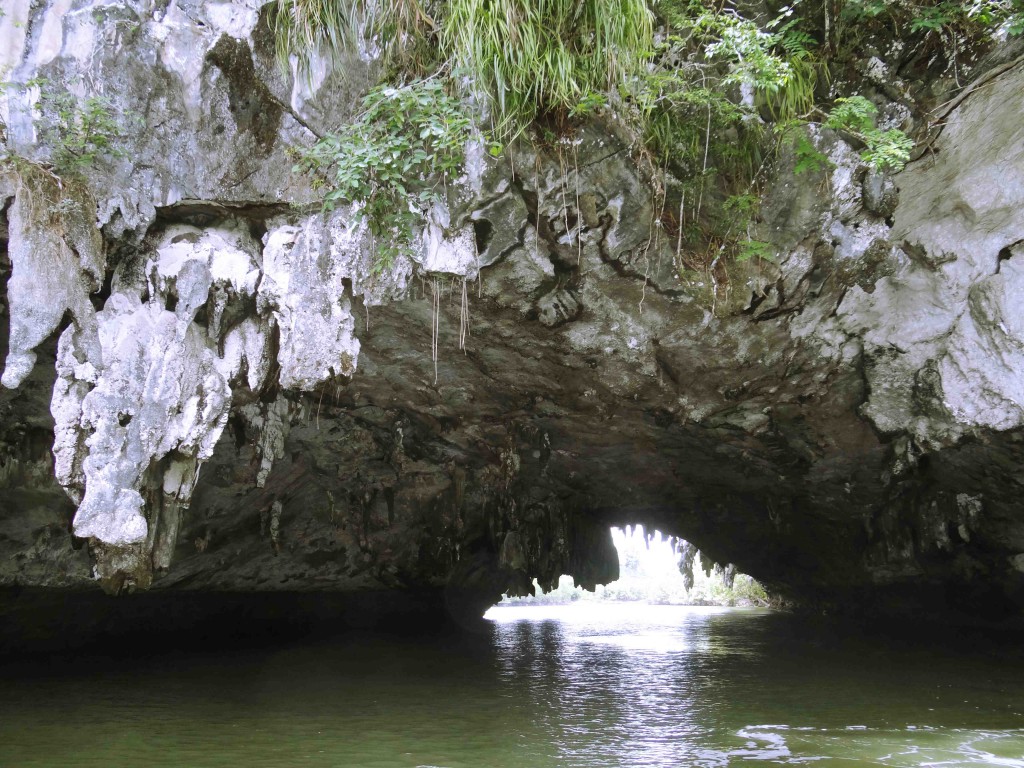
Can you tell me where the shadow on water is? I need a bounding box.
[0,587,470,661]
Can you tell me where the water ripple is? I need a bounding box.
[2,605,1024,767]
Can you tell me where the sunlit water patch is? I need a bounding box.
[2,604,1024,767]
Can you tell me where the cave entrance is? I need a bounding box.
[484,526,768,619]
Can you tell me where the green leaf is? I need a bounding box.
[292,77,474,274]
[736,240,775,263]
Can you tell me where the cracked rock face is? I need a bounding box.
[2,0,1024,634]
[840,66,1024,447]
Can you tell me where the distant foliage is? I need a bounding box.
[499,565,771,608]
[295,79,472,271]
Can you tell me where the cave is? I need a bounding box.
[3,12,1024,644]
[8,191,1022,641]
[4,0,1024,764]
[486,525,763,612]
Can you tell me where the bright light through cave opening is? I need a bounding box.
[484,526,768,618]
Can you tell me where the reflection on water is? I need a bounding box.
[489,604,1024,766]
[2,604,1024,767]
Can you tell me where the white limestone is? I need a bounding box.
[837,63,1024,445]
[57,295,232,544]
[47,223,275,547]
[260,218,361,389]
[0,174,104,389]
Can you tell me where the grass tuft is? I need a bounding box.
[442,0,654,140]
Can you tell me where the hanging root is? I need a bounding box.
[534,155,542,261]
[675,191,685,273]
[431,276,440,385]
[559,145,570,247]
[459,278,470,352]
[316,385,325,430]
[573,142,582,265]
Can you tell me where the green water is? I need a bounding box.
[2,604,1024,767]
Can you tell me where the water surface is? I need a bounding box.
[2,603,1023,767]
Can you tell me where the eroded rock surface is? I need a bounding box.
[2,0,1024,636]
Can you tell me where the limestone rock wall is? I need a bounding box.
[1,0,1024,624]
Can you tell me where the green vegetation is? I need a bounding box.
[294,78,472,271]
[614,2,836,275]
[1,78,126,176]
[31,84,125,175]
[275,0,1019,277]
[841,0,1024,36]
[0,79,125,232]
[274,0,653,138]
[834,0,1024,54]
[789,130,833,175]
[277,0,656,271]
[443,0,653,141]
[824,95,914,171]
[272,0,438,77]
